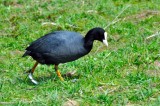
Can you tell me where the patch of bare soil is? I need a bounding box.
[146,61,160,77]
[124,10,160,21]
[63,99,79,106]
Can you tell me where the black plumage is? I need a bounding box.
[23,27,108,84]
[23,31,89,64]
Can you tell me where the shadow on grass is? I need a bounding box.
[19,71,81,85]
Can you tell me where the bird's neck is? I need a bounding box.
[84,34,94,50]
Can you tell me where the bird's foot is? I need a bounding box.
[56,70,64,81]
[59,76,64,81]
[28,73,38,85]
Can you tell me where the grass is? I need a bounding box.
[0,0,160,105]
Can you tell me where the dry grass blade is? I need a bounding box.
[104,5,131,30]
[146,31,160,40]
[42,22,57,26]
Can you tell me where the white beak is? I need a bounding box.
[103,32,108,47]
[103,39,108,46]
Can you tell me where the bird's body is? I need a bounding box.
[23,27,108,84]
[23,31,90,65]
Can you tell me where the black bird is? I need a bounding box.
[23,27,108,84]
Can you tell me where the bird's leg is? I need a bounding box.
[28,61,39,84]
[55,65,64,81]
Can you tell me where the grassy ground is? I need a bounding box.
[0,0,160,105]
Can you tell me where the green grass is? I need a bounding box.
[0,0,160,105]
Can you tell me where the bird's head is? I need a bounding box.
[86,27,108,47]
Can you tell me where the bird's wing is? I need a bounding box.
[26,32,63,53]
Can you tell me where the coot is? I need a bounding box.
[23,27,108,84]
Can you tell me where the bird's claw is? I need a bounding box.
[59,76,64,81]
[28,73,38,85]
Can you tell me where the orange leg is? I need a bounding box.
[28,61,39,84]
[55,65,64,81]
